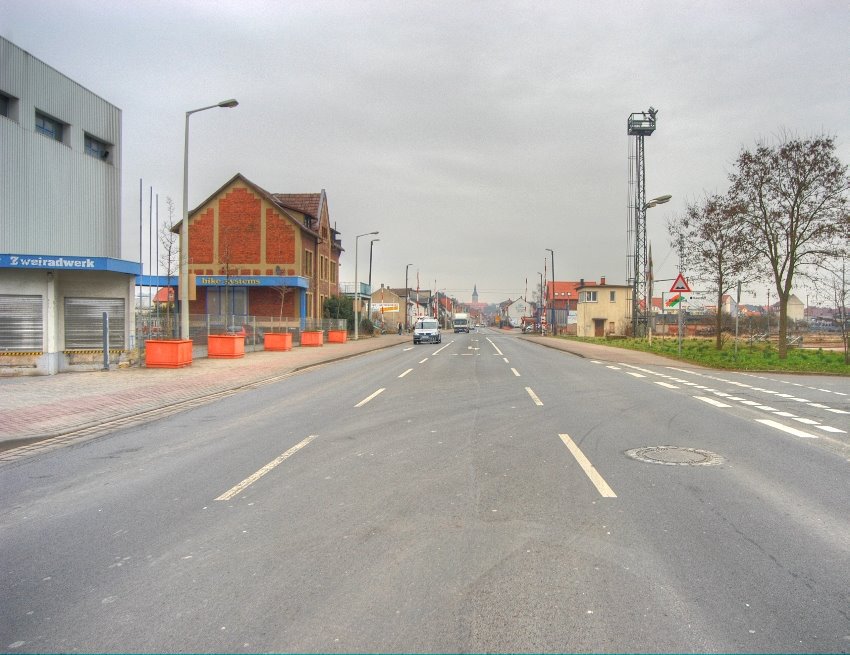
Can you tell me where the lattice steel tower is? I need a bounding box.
[627,107,657,337]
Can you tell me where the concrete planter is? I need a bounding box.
[264,332,293,351]
[327,329,348,344]
[145,339,193,368]
[208,334,245,359]
[301,331,323,347]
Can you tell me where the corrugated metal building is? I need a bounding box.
[0,36,139,375]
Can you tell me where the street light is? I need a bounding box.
[538,272,544,333]
[405,264,413,331]
[367,238,379,321]
[354,231,379,340]
[546,248,555,334]
[180,98,239,340]
[632,193,672,337]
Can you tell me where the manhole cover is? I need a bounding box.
[626,446,723,466]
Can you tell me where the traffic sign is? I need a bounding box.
[670,273,691,293]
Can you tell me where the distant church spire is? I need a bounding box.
[472,284,479,304]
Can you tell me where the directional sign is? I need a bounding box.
[670,273,691,293]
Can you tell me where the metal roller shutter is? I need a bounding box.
[0,295,43,351]
[64,298,125,349]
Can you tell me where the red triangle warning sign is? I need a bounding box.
[670,273,691,293]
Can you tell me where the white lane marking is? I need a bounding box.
[773,411,797,417]
[741,400,761,406]
[776,393,794,398]
[398,368,413,378]
[754,405,778,411]
[432,341,453,355]
[756,419,818,439]
[355,388,385,407]
[487,338,504,356]
[558,434,617,498]
[835,392,847,396]
[790,398,810,402]
[503,357,510,363]
[655,381,679,389]
[727,396,746,401]
[607,365,621,370]
[695,396,731,408]
[626,372,646,378]
[791,417,819,425]
[216,435,318,501]
[525,387,544,406]
[403,347,414,351]
[590,360,602,364]
[511,368,521,377]
[826,408,850,414]
[419,358,429,364]
[713,391,731,397]
[816,425,847,433]
[808,403,829,409]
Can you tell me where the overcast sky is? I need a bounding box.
[3,0,848,305]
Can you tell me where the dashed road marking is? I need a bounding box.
[398,368,413,378]
[355,388,385,407]
[526,387,544,406]
[558,433,616,498]
[695,396,731,408]
[756,419,818,439]
[655,381,679,389]
[216,435,318,501]
[511,368,521,377]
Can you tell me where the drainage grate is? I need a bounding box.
[626,446,723,466]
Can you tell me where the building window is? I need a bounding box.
[0,91,17,121]
[84,134,111,161]
[330,261,338,284]
[303,250,314,277]
[610,290,616,302]
[583,291,598,303]
[35,111,65,142]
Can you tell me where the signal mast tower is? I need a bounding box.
[627,107,657,337]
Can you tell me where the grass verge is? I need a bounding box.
[564,336,850,375]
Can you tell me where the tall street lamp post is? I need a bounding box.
[180,98,239,340]
[546,248,555,334]
[354,231,378,340]
[367,238,379,321]
[405,264,413,331]
[632,194,672,337]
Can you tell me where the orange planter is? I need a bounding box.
[327,329,348,344]
[264,332,293,351]
[208,334,245,358]
[300,331,323,347]
[145,339,193,368]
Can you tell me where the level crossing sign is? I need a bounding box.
[670,273,691,293]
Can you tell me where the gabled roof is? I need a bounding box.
[174,173,322,239]
[272,193,321,219]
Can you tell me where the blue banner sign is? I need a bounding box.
[1,253,140,274]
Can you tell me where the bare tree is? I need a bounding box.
[159,197,179,337]
[728,132,850,358]
[668,194,752,349]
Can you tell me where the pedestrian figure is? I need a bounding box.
[398,323,403,335]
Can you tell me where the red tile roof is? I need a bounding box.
[272,193,321,218]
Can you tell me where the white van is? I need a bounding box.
[413,318,442,344]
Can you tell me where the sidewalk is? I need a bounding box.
[0,334,410,453]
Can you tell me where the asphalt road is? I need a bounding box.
[2,327,849,652]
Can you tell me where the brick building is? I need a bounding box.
[176,173,342,322]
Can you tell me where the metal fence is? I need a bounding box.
[135,312,347,350]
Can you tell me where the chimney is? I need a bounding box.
[600,276,606,286]
[579,278,584,287]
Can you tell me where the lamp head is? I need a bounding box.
[218,99,239,108]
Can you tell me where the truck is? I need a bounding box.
[452,312,470,333]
